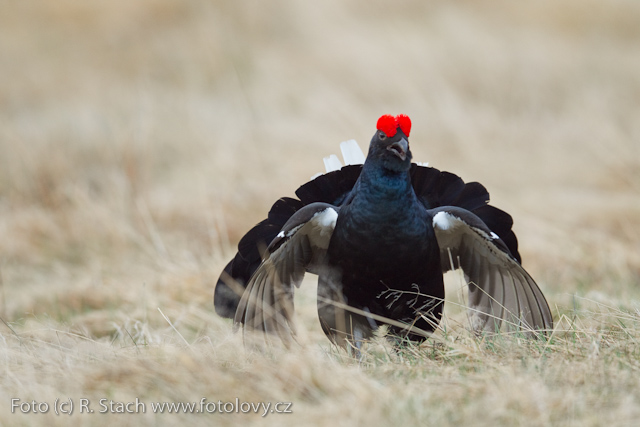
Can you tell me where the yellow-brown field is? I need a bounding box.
[1,1,639,425]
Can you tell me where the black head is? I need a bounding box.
[367,114,413,173]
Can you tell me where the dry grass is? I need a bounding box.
[1,0,639,425]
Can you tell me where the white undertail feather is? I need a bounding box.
[323,154,343,173]
[340,139,366,165]
[320,140,365,176]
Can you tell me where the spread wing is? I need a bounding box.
[429,206,553,335]
[233,202,339,346]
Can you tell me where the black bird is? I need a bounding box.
[214,114,552,349]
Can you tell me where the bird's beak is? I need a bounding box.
[387,137,408,161]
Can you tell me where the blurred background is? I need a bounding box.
[1,2,640,425]
[1,0,639,335]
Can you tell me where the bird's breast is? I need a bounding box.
[327,203,439,287]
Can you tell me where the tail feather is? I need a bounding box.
[295,165,362,205]
[214,197,303,318]
[409,163,520,261]
[449,182,491,211]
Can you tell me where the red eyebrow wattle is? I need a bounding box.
[376,114,411,138]
[376,114,398,137]
[396,114,411,137]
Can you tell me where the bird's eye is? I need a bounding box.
[378,131,387,140]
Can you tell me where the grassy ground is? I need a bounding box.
[1,0,639,425]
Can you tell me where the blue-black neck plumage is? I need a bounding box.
[329,129,434,264]
[356,159,415,205]
[341,128,422,224]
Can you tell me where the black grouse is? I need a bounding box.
[214,114,553,349]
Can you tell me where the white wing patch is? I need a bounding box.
[315,207,338,228]
[432,211,456,231]
[310,208,338,247]
[434,211,501,243]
